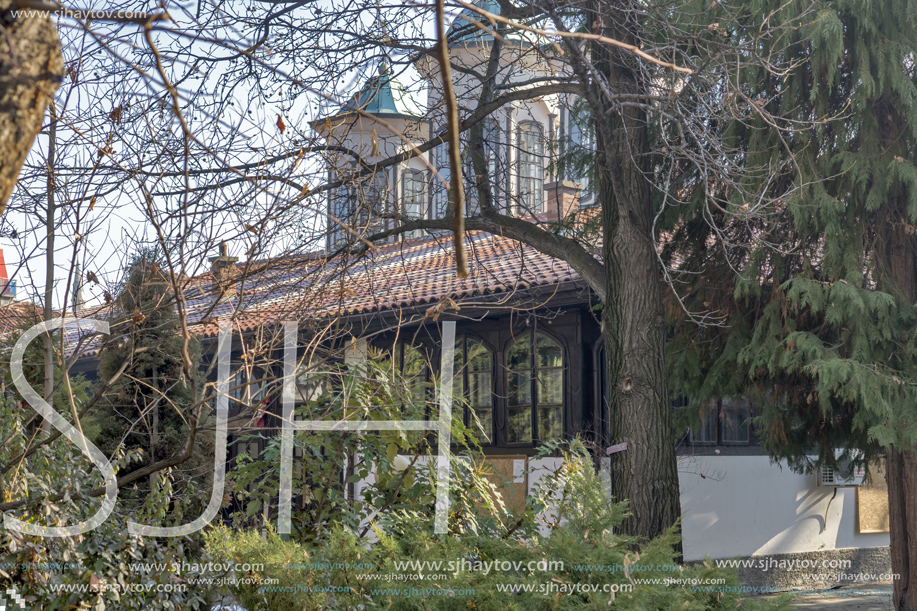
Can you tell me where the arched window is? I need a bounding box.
[453,336,494,445]
[401,342,431,445]
[506,332,564,444]
[402,342,430,398]
[517,121,544,214]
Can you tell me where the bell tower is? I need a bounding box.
[311,63,428,249]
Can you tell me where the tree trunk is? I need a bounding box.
[42,101,56,434]
[593,6,682,545]
[0,0,64,213]
[879,201,917,610]
[886,448,917,610]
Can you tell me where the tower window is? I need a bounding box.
[402,169,426,220]
[466,119,503,213]
[401,169,426,240]
[327,167,387,248]
[517,121,544,215]
[432,144,451,219]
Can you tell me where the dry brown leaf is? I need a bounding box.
[109,104,123,125]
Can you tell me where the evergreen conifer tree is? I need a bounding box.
[665,0,917,605]
[94,250,202,480]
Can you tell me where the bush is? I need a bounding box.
[0,392,219,610]
[206,442,791,611]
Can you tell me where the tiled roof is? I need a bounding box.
[61,230,588,358]
[0,301,43,336]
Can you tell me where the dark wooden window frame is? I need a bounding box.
[453,333,496,446]
[689,397,752,447]
[516,120,544,215]
[503,327,566,447]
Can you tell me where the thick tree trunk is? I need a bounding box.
[599,161,682,544]
[593,8,682,545]
[886,448,917,610]
[0,0,63,213]
[879,201,917,610]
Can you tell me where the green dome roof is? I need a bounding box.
[447,0,534,46]
[338,64,424,120]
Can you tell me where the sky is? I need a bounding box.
[1,0,451,312]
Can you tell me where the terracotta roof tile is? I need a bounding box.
[0,301,43,336]
[62,230,589,357]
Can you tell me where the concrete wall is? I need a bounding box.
[678,455,889,561]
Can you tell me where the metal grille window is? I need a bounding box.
[506,332,564,444]
[689,399,719,444]
[720,397,750,444]
[517,122,544,214]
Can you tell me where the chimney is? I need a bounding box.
[208,242,239,301]
[544,180,583,222]
[0,248,14,305]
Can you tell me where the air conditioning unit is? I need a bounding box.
[816,454,866,487]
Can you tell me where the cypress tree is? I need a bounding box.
[94,250,202,479]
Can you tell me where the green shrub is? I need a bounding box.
[0,392,219,610]
[207,442,791,611]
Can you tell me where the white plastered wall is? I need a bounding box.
[678,455,889,561]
